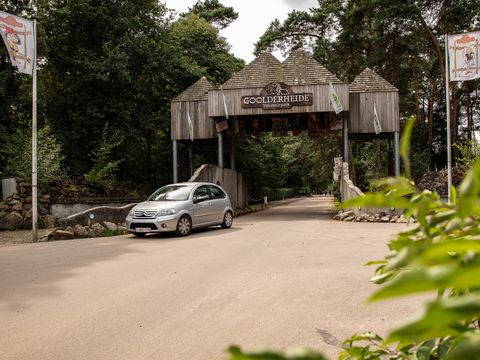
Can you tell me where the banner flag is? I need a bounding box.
[373,103,382,134]
[220,85,229,119]
[448,31,480,82]
[0,11,34,75]
[187,111,194,142]
[329,81,343,114]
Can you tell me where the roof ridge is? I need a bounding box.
[173,77,214,102]
[350,68,397,93]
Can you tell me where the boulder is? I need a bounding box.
[11,202,23,212]
[91,222,105,235]
[25,196,32,204]
[48,229,74,241]
[102,222,117,231]
[73,224,89,238]
[117,225,128,234]
[0,203,9,211]
[38,205,49,216]
[41,215,58,228]
[339,211,354,221]
[8,199,19,206]
[39,195,51,203]
[87,228,96,238]
[0,211,23,230]
[380,216,391,222]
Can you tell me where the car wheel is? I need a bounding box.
[176,215,192,236]
[132,232,146,237]
[221,211,233,229]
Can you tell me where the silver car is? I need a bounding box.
[125,182,234,237]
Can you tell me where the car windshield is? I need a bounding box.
[148,185,193,201]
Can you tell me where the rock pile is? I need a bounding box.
[333,210,407,223]
[0,185,59,230]
[47,221,128,241]
[416,167,465,196]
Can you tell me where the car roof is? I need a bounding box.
[172,182,220,187]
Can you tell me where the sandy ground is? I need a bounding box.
[0,197,426,360]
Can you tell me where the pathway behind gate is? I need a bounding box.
[0,196,424,360]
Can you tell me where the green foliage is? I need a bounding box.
[84,123,124,189]
[228,345,326,360]
[339,119,480,359]
[4,124,66,187]
[185,0,238,30]
[455,139,480,169]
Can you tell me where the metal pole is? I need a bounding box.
[188,142,193,177]
[445,34,452,202]
[343,114,349,162]
[230,137,236,170]
[32,20,38,242]
[218,132,224,168]
[172,140,178,183]
[394,132,400,176]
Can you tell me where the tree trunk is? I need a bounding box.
[467,84,473,141]
[427,79,436,168]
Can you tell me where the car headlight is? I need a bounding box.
[156,209,176,216]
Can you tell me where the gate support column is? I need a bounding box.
[394,131,400,177]
[188,142,193,177]
[343,116,349,162]
[218,132,224,168]
[172,140,178,183]
[230,137,236,170]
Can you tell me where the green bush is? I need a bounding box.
[4,124,66,187]
[84,123,124,190]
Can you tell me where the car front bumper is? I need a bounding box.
[125,215,179,233]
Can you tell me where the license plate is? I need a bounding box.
[135,228,151,233]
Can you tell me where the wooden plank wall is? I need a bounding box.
[349,91,400,134]
[171,100,216,140]
[208,84,349,117]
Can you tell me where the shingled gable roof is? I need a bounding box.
[349,68,398,93]
[221,52,282,89]
[221,49,341,89]
[282,49,341,85]
[172,76,214,102]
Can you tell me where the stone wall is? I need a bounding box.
[189,165,248,211]
[0,180,57,230]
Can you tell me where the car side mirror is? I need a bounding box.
[194,195,209,204]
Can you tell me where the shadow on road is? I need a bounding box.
[0,237,144,310]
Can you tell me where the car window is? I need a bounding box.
[209,185,226,199]
[194,185,209,201]
[148,185,194,201]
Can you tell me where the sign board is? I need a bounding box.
[241,82,313,110]
[448,31,480,82]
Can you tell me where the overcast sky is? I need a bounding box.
[164,0,318,63]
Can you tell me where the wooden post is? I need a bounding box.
[218,132,224,168]
[230,136,236,170]
[172,140,178,183]
[188,142,193,177]
[394,132,400,176]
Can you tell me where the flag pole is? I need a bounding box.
[32,19,38,242]
[444,34,452,203]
